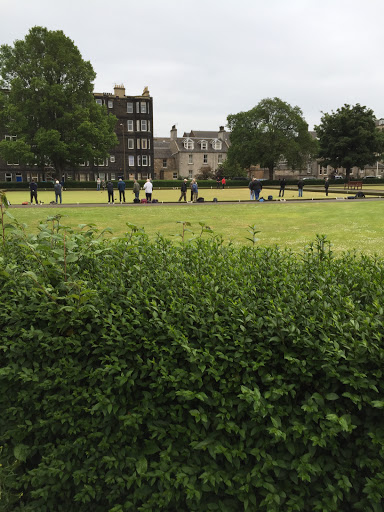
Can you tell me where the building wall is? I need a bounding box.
[153,156,177,180]
[0,85,154,183]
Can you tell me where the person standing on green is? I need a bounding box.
[54,180,62,204]
[133,179,140,200]
[178,179,188,202]
[297,179,304,198]
[324,177,329,196]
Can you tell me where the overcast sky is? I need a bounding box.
[1,0,384,137]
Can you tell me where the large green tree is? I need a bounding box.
[227,97,317,180]
[0,26,117,176]
[315,104,384,181]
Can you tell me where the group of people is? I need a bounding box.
[178,179,199,202]
[104,178,153,203]
[275,177,331,198]
[29,179,63,204]
[28,175,333,206]
[248,177,263,200]
[216,176,226,189]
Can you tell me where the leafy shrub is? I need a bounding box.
[1,224,384,511]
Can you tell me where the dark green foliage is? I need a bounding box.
[227,98,318,180]
[0,26,118,175]
[1,224,384,511]
[315,104,384,181]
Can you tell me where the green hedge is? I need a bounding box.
[1,223,384,511]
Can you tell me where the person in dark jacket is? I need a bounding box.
[324,177,329,196]
[117,178,126,202]
[107,180,114,203]
[250,179,263,200]
[297,179,304,197]
[29,180,38,204]
[178,179,188,202]
[54,180,62,204]
[279,178,286,197]
[249,178,255,200]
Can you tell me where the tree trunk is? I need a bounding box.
[346,166,351,182]
[268,166,274,181]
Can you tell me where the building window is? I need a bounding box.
[95,99,102,105]
[162,159,167,168]
[203,154,208,164]
[108,100,113,108]
[127,120,134,132]
[136,101,140,113]
[137,156,141,166]
[218,154,223,163]
[96,159,105,167]
[141,120,147,132]
[137,139,141,149]
[173,172,178,179]
[141,102,147,114]
[188,154,193,164]
[188,170,193,179]
[110,155,115,163]
[141,139,148,149]
[5,173,12,182]
[128,138,134,149]
[15,173,22,182]
[128,156,134,166]
[201,140,208,150]
[110,173,115,181]
[142,155,148,166]
[127,102,133,113]
[184,138,194,150]
[4,135,19,164]
[211,139,222,150]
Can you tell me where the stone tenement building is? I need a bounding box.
[92,85,154,181]
[0,85,154,183]
[154,126,230,180]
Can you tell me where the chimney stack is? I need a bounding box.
[218,126,225,140]
[170,125,177,140]
[114,84,125,97]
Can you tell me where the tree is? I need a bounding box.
[216,159,245,179]
[227,97,317,180]
[315,104,384,181]
[0,26,117,176]
[195,165,215,180]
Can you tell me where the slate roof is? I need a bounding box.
[154,138,173,158]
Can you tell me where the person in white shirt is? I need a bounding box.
[143,179,153,202]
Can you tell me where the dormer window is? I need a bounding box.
[183,138,194,150]
[211,139,222,150]
[200,140,208,150]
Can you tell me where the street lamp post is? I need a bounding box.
[120,123,126,179]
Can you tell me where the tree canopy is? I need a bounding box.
[315,104,384,180]
[0,26,117,175]
[226,98,317,180]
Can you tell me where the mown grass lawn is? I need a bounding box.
[5,196,384,256]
